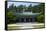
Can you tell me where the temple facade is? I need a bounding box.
[14,8,40,23]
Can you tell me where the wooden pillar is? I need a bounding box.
[32,17,35,22]
[19,18,21,22]
[29,18,30,22]
[24,18,26,22]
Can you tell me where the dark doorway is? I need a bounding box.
[16,18,32,22]
[21,18,24,22]
[30,18,32,22]
[26,18,32,22]
[26,18,29,22]
[16,19,20,22]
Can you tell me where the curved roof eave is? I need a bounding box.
[15,13,40,16]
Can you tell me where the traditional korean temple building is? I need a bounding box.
[13,7,40,23]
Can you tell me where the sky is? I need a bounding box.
[7,2,40,8]
[7,0,16,1]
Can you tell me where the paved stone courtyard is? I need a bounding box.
[8,22,45,30]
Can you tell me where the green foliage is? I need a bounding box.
[8,11,13,19]
[7,11,16,24]
[37,15,44,23]
[32,3,45,23]
[32,3,45,13]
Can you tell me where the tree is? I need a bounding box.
[38,3,45,14]
[7,11,16,24]
[28,4,32,11]
[31,3,45,23]
[36,3,45,23]
[17,5,24,13]
[37,15,44,23]
[32,3,45,13]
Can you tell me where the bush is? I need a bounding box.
[37,15,44,23]
[7,11,16,24]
